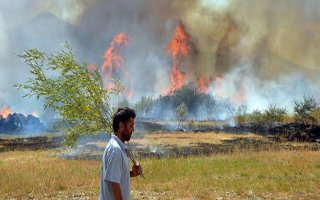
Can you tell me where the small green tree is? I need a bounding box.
[16,44,121,145]
[249,109,264,127]
[176,103,188,123]
[264,105,287,128]
[294,96,318,125]
[235,104,247,126]
[133,96,153,117]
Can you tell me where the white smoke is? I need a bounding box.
[0,0,85,118]
[0,0,320,122]
[214,60,320,114]
[0,13,7,56]
[40,0,91,25]
[200,0,230,11]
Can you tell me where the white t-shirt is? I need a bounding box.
[100,135,130,200]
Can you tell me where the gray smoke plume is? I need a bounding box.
[0,0,319,122]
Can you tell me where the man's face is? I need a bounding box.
[121,117,135,142]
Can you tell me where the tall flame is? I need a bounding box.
[0,105,11,118]
[101,32,133,97]
[101,32,129,76]
[164,21,189,94]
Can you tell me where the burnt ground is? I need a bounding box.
[0,120,319,159]
[0,136,63,152]
[1,132,319,160]
[130,135,320,159]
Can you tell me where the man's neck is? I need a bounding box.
[115,133,125,143]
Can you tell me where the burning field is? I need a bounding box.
[0,106,45,134]
[1,0,320,199]
[1,0,320,131]
[1,0,320,118]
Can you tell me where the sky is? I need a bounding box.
[0,0,319,120]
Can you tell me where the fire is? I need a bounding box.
[0,105,11,118]
[164,22,215,95]
[197,76,214,93]
[101,32,133,98]
[164,21,189,94]
[101,32,129,76]
[32,111,38,117]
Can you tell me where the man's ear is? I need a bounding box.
[119,122,124,130]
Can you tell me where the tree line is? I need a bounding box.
[17,44,320,145]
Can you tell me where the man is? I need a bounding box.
[100,107,142,200]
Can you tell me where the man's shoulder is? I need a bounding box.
[106,138,123,153]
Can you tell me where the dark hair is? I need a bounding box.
[112,107,136,132]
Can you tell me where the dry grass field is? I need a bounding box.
[90,132,266,150]
[1,132,320,199]
[130,132,265,147]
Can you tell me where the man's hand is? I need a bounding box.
[130,163,142,177]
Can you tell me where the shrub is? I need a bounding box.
[235,105,247,126]
[264,105,287,128]
[133,96,153,118]
[294,96,318,125]
[176,103,188,122]
[249,109,265,127]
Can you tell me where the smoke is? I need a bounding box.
[0,0,319,122]
[0,13,7,57]
[0,0,89,118]
[213,60,320,114]
[200,0,230,11]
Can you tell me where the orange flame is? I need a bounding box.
[32,111,38,117]
[101,32,130,76]
[197,76,214,93]
[101,32,132,98]
[0,105,11,118]
[164,21,189,94]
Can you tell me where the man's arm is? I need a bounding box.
[110,182,123,200]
